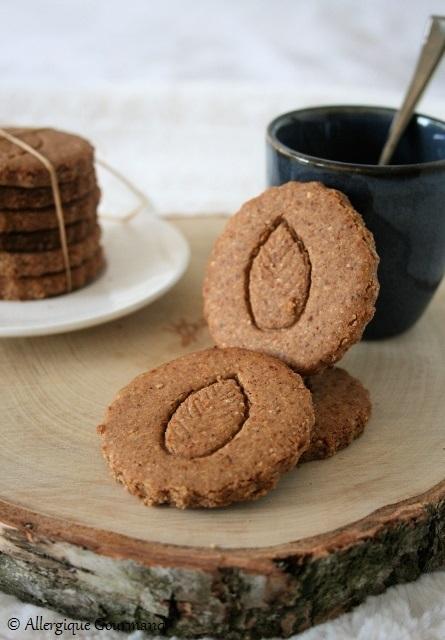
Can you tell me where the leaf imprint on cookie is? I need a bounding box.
[165,378,247,459]
[247,219,311,330]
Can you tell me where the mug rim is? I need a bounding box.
[267,104,445,174]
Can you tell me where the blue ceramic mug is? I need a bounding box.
[266,105,445,339]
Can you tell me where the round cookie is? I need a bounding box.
[0,217,97,252]
[203,181,379,375]
[0,187,100,233]
[0,225,101,277]
[0,127,94,188]
[0,170,97,210]
[98,347,315,509]
[0,248,105,300]
[301,367,371,463]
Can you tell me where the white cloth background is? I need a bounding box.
[0,1,444,638]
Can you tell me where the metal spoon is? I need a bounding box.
[379,15,445,165]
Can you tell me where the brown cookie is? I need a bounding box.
[0,169,97,210]
[98,347,314,509]
[204,181,379,375]
[0,187,100,233]
[301,367,371,463]
[0,225,101,277]
[0,248,105,300]
[0,217,97,252]
[0,127,94,187]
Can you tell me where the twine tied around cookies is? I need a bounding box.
[0,127,152,293]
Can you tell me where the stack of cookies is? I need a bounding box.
[0,127,105,300]
[98,181,379,509]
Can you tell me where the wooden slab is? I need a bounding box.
[0,215,444,638]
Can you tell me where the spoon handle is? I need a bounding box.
[379,15,445,165]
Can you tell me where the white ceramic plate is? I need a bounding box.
[0,213,190,337]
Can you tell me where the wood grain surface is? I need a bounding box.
[0,215,444,638]
[0,215,444,550]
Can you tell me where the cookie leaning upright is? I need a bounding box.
[203,181,379,374]
[98,347,314,509]
[0,127,105,300]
